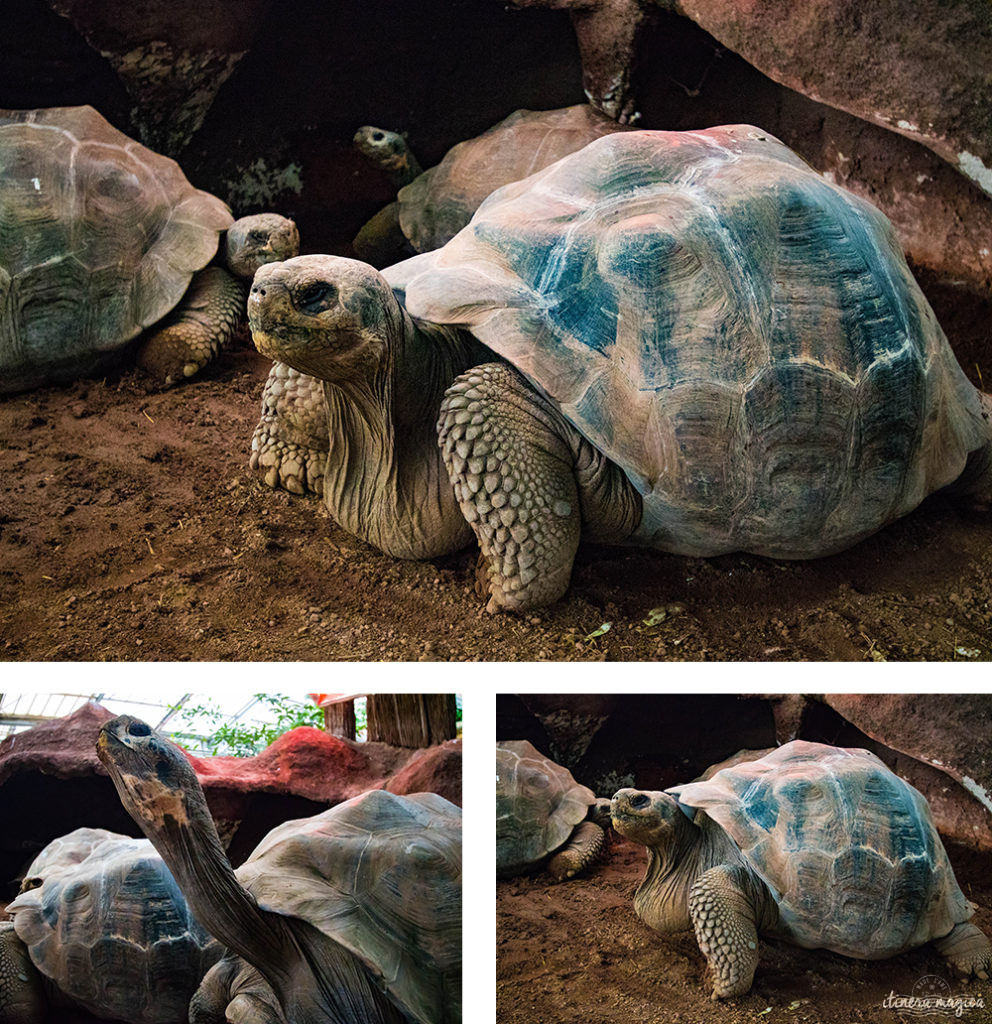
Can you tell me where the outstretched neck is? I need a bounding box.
[322,311,488,559]
[636,813,743,933]
[132,781,297,992]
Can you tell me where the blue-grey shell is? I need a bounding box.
[496,739,596,874]
[7,829,222,1023]
[670,741,974,957]
[392,126,988,559]
[234,790,462,1024]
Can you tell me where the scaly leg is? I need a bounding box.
[933,921,992,980]
[547,821,606,881]
[688,865,762,999]
[137,267,246,385]
[250,362,329,495]
[0,923,45,1024]
[437,362,640,612]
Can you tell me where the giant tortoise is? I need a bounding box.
[0,105,298,392]
[97,714,462,1024]
[1,827,221,1023]
[611,741,992,998]
[245,126,992,612]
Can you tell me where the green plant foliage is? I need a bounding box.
[169,693,324,756]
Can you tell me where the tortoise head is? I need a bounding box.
[611,788,693,849]
[353,126,412,177]
[248,254,404,383]
[224,213,300,280]
[96,715,202,835]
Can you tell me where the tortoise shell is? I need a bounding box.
[397,104,629,253]
[0,105,232,393]
[393,126,988,560]
[17,825,119,891]
[7,828,222,1023]
[233,789,461,1024]
[496,739,596,875]
[669,741,973,957]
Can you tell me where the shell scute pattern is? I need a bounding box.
[234,789,461,1024]
[496,740,596,874]
[0,105,232,389]
[7,829,220,1024]
[670,741,971,957]
[398,125,987,559]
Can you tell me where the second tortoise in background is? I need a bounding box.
[352,104,631,265]
[497,739,611,880]
[612,740,992,999]
[247,126,992,612]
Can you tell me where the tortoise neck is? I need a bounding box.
[321,310,486,558]
[119,767,299,998]
[634,813,743,933]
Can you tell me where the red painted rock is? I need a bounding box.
[0,704,461,880]
[386,739,462,806]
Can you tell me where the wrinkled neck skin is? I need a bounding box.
[635,812,748,933]
[322,309,489,559]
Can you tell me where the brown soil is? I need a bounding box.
[497,836,992,1024]
[1,344,991,662]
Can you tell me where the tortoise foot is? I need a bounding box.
[137,267,245,385]
[249,361,329,495]
[547,820,606,881]
[935,922,992,981]
[438,362,581,614]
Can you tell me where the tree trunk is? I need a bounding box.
[366,694,456,747]
[322,700,356,740]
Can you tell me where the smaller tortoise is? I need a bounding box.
[351,105,629,267]
[97,715,462,1024]
[1,827,222,1024]
[611,741,992,999]
[496,740,610,880]
[0,105,298,393]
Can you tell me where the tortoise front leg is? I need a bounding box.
[0,923,45,1024]
[933,921,992,980]
[437,362,640,612]
[136,267,246,385]
[688,864,764,999]
[547,820,606,881]
[250,362,329,496]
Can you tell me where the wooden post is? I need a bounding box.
[323,700,356,740]
[366,694,456,747]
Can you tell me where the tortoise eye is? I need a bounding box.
[628,793,650,809]
[298,282,338,312]
[127,720,151,738]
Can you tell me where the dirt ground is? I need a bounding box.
[1,339,992,662]
[497,835,992,1024]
